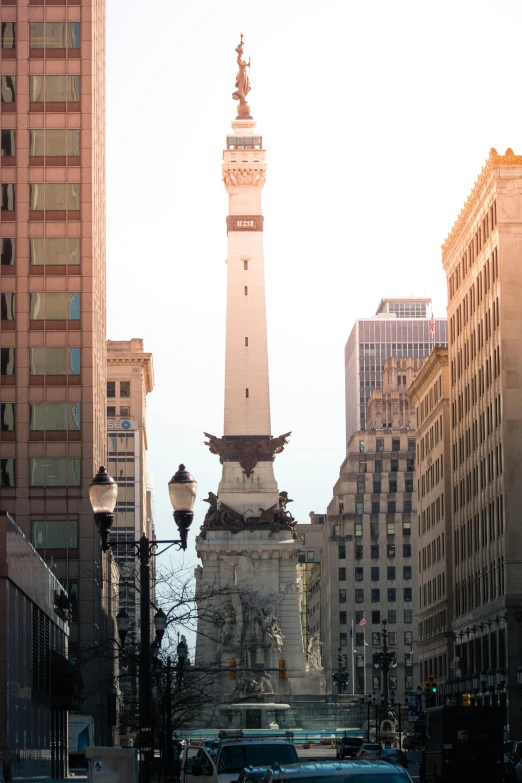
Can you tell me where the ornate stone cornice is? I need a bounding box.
[222,167,267,188]
[442,147,522,263]
[203,432,291,478]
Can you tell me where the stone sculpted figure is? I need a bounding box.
[266,617,284,650]
[245,675,260,696]
[259,671,274,694]
[231,673,248,700]
[308,632,324,670]
[232,35,251,112]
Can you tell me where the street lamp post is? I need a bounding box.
[373,619,397,708]
[89,464,197,783]
[333,647,350,695]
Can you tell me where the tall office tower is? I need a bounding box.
[0,0,111,742]
[322,358,421,695]
[442,148,522,732]
[408,348,454,691]
[345,297,448,444]
[106,339,154,736]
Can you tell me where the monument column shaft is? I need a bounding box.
[223,126,270,437]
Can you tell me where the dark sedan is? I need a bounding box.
[380,749,408,768]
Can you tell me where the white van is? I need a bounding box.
[182,734,298,783]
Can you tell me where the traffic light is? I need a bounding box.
[462,693,471,707]
[279,659,286,680]
[425,675,438,694]
[229,659,237,680]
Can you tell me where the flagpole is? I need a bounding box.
[363,626,367,695]
[351,619,355,694]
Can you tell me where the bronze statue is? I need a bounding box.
[232,34,252,119]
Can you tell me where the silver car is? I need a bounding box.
[356,743,384,760]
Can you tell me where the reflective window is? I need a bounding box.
[30,293,80,320]
[107,406,116,417]
[108,433,134,454]
[29,75,80,103]
[388,588,396,602]
[1,184,15,211]
[0,403,14,431]
[404,588,412,602]
[29,403,80,430]
[120,381,130,397]
[107,381,116,398]
[29,347,80,375]
[1,293,15,320]
[65,582,79,622]
[1,76,15,103]
[30,129,80,157]
[30,184,80,211]
[1,130,15,156]
[29,22,80,49]
[32,520,78,549]
[107,458,135,479]
[120,406,130,417]
[404,609,413,623]
[1,239,14,266]
[388,609,397,623]
[0,459,15,487]
[0,348,15,375]
[376,438,384,452]
[1,23,16,49]
[30,238,80,266]
[30,458,80,487]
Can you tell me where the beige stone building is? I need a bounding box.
[296,516,323,662]
[441,148,522,733]
[408,348,454,687]
[0,0,112,743]
[106,339,154,735]
[321,358,421,695]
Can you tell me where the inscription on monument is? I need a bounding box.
[226,215,264,232]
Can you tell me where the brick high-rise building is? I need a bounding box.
[441,148,522,734]
[0,0,112,743]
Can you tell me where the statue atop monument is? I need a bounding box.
[232,33,253,119]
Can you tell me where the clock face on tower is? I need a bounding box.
[226,215,264,232]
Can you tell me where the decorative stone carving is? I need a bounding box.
[203,432,291,478]
[307,632,324,670]
[199,488,297,539]
[223,169,267,188]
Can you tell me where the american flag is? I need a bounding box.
[429,316,435,335]
[358,617,367,626]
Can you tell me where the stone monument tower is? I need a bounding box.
[195,37,319,719]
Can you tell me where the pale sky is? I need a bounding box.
[106,0,522,566]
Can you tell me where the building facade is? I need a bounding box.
[322,358,421,695]
[0,0,111,743]
[408,348,454,687]
[344,297,448,443]
[296,516,323,664]
[441,148,522,733]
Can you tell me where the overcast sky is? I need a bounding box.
[106,0,522,567]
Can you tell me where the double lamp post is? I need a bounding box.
[89,463,197,783]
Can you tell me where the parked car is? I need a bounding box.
[182,733,299,783]
[380,749,408,768]
[336,737,364,759]
[356,743,384,760]
[256,760,413,783]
